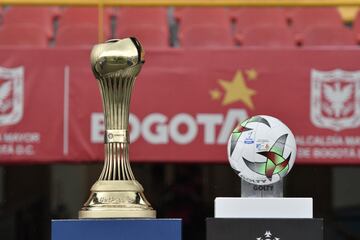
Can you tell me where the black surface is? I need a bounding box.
[207,218,323,240]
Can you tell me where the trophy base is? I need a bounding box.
[79,209,156,219]
[79,180,156,219]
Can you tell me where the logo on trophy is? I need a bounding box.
[79,38,156,218]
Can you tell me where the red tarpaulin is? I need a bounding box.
[0,48,360,164]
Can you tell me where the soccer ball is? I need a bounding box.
[227,115,296,185]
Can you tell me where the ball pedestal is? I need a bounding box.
[241,179,283,197]
[207,218,323,240]
[207,181,323,240]
[215,115,323,240]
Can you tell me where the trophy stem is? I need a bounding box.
[98,74,135,181]
[99,143,135,180]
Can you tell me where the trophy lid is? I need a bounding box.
[91,37,145,79]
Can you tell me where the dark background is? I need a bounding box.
[0,163,359,240]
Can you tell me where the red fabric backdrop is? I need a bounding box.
[0,48,360,164]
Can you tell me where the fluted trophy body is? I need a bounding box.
[79,38,156,218]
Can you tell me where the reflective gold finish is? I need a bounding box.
[79,38,156,218]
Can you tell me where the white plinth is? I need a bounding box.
[215,197,313,218]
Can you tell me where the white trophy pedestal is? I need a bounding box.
[214,197,313,218]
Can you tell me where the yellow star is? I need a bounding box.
[209,89,222,100]
[246,69,258,80]
[218,71,256,109]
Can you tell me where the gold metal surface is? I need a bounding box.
[79,38,156,219]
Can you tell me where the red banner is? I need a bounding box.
[0,48,360,164]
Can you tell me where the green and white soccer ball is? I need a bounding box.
[227,115,297,185]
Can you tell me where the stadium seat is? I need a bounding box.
[176,8,232,48]
[56,25,108,47]
[2,7,57,38]
[179,25,233,48]
[233,8,287,33]
[237,26,295,47]
[58,7,112,28]
[302,26,356,46]
[116,24,169,48]
[115,7,169,48]
[117,7,168,26]
[0,24,49,47]
[56,7,111,46]
[175,7,231,27]
[290,8,343,33]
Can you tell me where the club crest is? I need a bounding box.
[310,69,360,131]
[0,66,24,126]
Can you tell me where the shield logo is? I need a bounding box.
[0,66,24,126]
[311,69,360,131]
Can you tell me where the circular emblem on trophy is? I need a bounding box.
[227,115,296,185]
[107,133,113,139]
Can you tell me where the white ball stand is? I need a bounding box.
[215,180,313,218]
[207,180,323,240]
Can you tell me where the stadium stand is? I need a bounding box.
[0,24,49,46]
[175,7,231,27]
[1,7,58,38]
[176,7,233,47]
[233,8,290,46]
[233,8,287,31]
[57,7,112,27]
[302,25,356,46]
[179,24,234,48]
[289,7,343,32]
[116,25,169,48]
[56,25,107,47]
[116,7,169,48]
[117,7,168,25]
[236,25,295,47]
[56,7,111,46]
[289,8,345,44]
[0,6,358,48]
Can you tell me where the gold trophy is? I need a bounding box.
[79,38,156,218]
